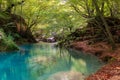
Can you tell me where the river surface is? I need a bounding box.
[0,42,104,80]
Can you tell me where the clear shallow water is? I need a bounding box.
[0,42,104,80]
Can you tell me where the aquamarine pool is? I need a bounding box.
[0,42,104,80]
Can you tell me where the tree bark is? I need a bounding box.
[92,0,115,49]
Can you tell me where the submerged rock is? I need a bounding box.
[48,70,85,80]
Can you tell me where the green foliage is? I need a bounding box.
[0,12,10,20]
[0,0,120,47]
[0,29,19,51]
[2,36,18,51]
[0,0,87,40]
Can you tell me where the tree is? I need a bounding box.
[92,0,115,48]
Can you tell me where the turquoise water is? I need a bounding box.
[0,42,104,80]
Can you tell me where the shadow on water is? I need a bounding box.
[0,42,104,80]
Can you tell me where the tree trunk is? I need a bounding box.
[85,0,91,17]
[0,0,2,10]
[92,0,115,49]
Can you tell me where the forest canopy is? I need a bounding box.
[0,0,120,48]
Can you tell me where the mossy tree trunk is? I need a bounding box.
[92,0,115,49]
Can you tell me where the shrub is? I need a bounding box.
[0,29,19,51]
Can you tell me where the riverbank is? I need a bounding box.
[71,41,120,61]
[86,60,120,80]
[70,41,120,80]
[0,11,37,51]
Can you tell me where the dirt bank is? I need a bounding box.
[70,41,120,80]
[85,60,120,80]
[71,41,120,62]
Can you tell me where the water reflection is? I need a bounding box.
[68,49,104,75]
[0,42,104,80]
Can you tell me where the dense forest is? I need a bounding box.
[0,0,120,80]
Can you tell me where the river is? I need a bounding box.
[0,42,104,80]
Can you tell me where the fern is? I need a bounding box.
[0,29,19,51]
[0,12,10,20]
